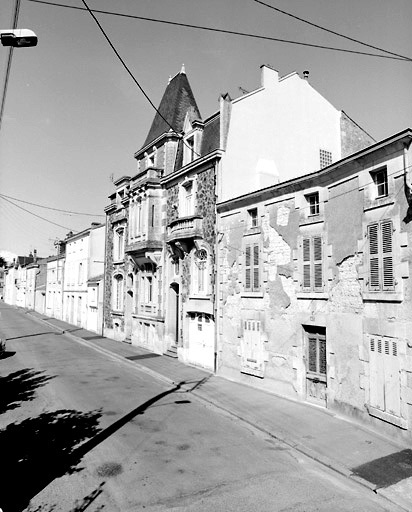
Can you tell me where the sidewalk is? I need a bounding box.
[28,310,412,511]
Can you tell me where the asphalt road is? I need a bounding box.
[0,304,403,512]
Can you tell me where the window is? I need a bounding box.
[319,149,332,169]
[112,274,124,311]
[147,151,155,168]
[192,249,208,295]
[306,326,327,378]
[302,236,323,291]
[114,228,125,261]
[245,244,260,292]
[78,262,83,285]
[180,180,195,217]
[138,263,157,314]
[131,200,142,238]
[305,192,320,216]
[367,220,394,291]
[371,168,388,199]
[185,136,195,164]
[248,208,258,228]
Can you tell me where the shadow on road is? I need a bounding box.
[0,369,55,414]
[0,380,189,512]
[0,409,102,512]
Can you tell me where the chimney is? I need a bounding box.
[303,70,310,81]
[91,222,100,228]
[33,249,37,263]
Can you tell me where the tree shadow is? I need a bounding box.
[26,482,106,512]
[0,409,102,512]
[0,369,55,414]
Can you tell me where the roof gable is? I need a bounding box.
[142,70,201,149]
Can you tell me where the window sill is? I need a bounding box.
[299,216,324,227]
[363,292,403,302]
[241,291,264,298]
[366,405,408,429]
[296,292,328,300]
[244,226,261,236]
[111,310,124,316]
[113,259,124,265]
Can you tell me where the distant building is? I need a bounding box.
[62,223,105,331]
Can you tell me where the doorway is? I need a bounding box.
[304,325,327,406]
[168,283,180,346]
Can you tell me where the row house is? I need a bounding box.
[46,243,66,320]
[62,223,105,332]
[26,257,47,314]
[217,129,412,441]
[4,253,36,307]
[104,64,373,372]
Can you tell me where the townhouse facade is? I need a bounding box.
[63,223,105,331]
[46,250,65,320]
[4,254,35,307]
[217,129,412,440]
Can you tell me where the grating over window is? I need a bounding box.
[320,149,332,169]
[306,327,327,377]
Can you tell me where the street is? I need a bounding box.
[0,304,402,512]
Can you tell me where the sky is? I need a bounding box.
[0,0,411,259]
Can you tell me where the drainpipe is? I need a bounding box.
[404,143,412,197]
[101,214,108,337]
[214,161,219,374]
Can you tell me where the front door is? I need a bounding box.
[187,313,215,370]
[305,326,327,406]
[168,283,180,346]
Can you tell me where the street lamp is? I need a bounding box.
[0,29,37,47]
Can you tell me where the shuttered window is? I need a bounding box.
[302,236,323,291]
[245,243,260,292]
[367,220,395,292]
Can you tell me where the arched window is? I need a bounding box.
[113,228,125,261]
[112,274,124,311]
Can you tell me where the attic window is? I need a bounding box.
[184,135,196,165]
[147,151,155,168]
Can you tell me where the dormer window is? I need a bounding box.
[147,152,155,168]
[248,208,258,228]
[371,168,388,199]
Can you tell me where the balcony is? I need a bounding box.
[166,215,203,244]
[126,236,163,255]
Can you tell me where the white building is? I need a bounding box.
[219,65,374,202]
[62,223,105,331]
[46,254,65,320]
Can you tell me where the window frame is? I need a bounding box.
[301,235,324,292]
[371,168,388,199]
[367,219,395,292]
[244,243,261,293]
[305,192,320,217]
[112,274,124,311]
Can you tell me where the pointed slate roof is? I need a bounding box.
[142,68,201,149]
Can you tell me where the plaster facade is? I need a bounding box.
[217,130,412,441]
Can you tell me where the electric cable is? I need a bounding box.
[253,0,412,62]
[79,0,201,158]
[0,0,21,133]
[26,0,410,62]
[0,192,105,217]
[0,195,76,231]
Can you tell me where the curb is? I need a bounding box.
[24,309,409,511]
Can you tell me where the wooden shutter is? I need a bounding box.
[313,236,323,290]
[381,220,394,290]
[303,238,311,289]
[253,244,260,290]
[245,245,251,291]
[368,223,380,290]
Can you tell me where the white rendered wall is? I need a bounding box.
[221,66,342,202]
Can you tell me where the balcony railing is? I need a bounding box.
[167,215,203,243]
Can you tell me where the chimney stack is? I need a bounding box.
[33,249,37,263]
[303,70,309,81]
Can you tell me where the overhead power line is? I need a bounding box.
[0,192,105,217]
[79,0,202,158]
[253,0,412,62]
[26,0,410,61]
[0,0,21,133]
[0,195,75,231]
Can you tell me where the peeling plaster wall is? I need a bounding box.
[217,149,412,438]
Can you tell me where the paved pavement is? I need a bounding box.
[25,309,412,511]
